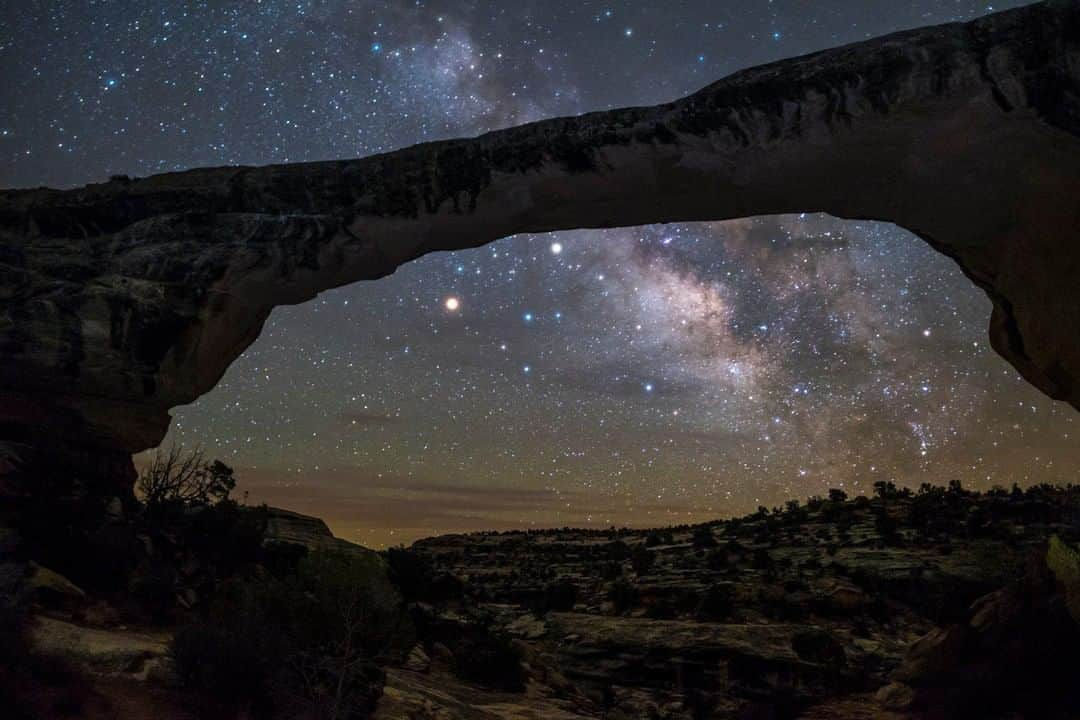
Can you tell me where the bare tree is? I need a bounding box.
[136,445,235,508]
[286,551,395,719]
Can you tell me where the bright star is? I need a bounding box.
[550,242,563,255]
[444,297,460,311]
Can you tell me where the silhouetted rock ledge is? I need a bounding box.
[1,1,1079,488]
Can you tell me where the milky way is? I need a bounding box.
[4,1,1077,546]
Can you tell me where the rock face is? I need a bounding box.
[263,505,390,560]
[1,2,1079,483]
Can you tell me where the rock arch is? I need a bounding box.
[1,1,1078,490]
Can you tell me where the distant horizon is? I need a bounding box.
[221,465,1072,548]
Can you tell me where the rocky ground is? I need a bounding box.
[400,482,1080,719]
[4,482,1080,719]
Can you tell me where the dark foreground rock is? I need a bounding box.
[881,558,1080,718]
[2,503,401,719]
[2,1,1079,496]
[4,482,1079,718]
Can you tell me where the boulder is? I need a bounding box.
[29,615,169,677]
[26,561,86,602]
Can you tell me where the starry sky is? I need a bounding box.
[3,1,1078,547]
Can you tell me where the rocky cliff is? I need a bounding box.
[2,1,1079,489]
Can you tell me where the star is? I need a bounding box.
[9,0,1076,548]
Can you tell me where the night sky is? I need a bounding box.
[4,1,1078,547]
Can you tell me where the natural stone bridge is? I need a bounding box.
[1,1,1078,495]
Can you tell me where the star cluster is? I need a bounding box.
[3,1,1076,546]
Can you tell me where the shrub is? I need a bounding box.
[873,481,899,500]
[605,539,632,561]
[705,548,728,571]
[696,583,735,620]
[692,526,717,550]
[645,600,677,619]
[137,445,235,510]
[289,651,385,720]
[631,544,655,575]
[426,572,465,604]
[608,577,640,614]
[171,549,403,717]
[453,634,525,692]
[600,561,623,581]
[130,562,177,623]
[874,509,900,545]
[182,501,268,578]
[535,579,577,613]
[292,550,405,658]
[170,618,284,714]
[751,548,774,570]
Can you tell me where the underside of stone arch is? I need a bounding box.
[1,1,1078,492]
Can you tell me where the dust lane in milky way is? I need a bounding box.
[3,1,1077,546]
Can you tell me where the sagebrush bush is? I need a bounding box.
[530,579,576,615]
[696,583,735,620]
[453,633,525,692]
[170,549,403,718]
[631,544,655,575]
[171,618,284,714]
[608,577,640,614]
[692,526,717,550]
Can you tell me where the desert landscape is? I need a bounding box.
[3,1,1079,717]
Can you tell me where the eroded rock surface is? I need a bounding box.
[1,1,1078,480]
[404,484,1080,718]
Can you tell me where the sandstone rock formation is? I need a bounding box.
[1,2,1078,489]
[405,484,1080,718]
